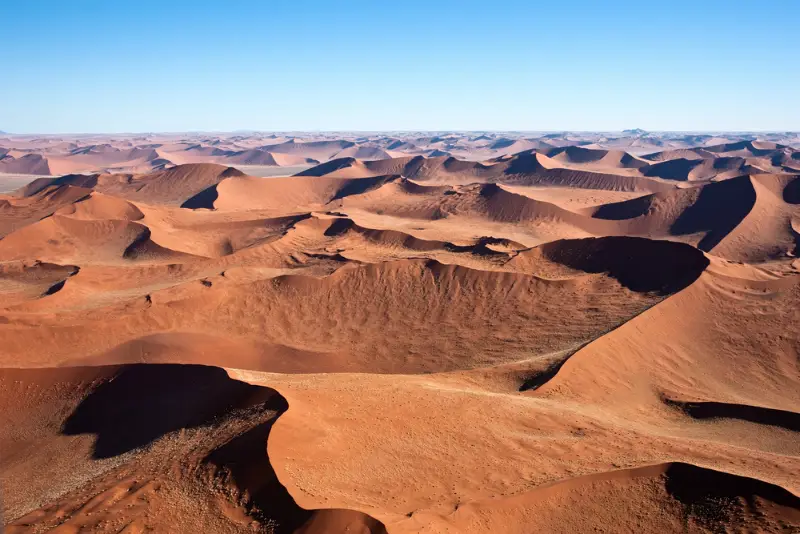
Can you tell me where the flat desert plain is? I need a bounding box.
[0,132,798,533]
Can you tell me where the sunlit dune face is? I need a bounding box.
[1,133,799,533]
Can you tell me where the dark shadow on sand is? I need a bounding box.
[664,462,800,527]
[664,397,800,432]
[60,363,387,533]
[61,364,267,458]
[670,177,757,251]
[535,236,710,294]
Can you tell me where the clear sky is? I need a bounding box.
[2,0,798,133]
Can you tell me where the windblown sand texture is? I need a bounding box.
[1,132,798,533]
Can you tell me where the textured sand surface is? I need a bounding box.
[1,133,798,533]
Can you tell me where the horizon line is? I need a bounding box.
[3,129,799,136]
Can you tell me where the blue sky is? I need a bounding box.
[2,0,798,133]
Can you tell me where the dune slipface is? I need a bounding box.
[1,133,798,533]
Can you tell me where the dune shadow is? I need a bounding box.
[591,194,657,220]
[60,363,388,532]
[664,397,800,432]
[295,157,356,177]
[41,278,67,296]
[20,173,100,197]
[536,236,710,294]
[202,392,314,532]
[670,177,756,251]
[784,175,800,204]
[329,175,398,202]
[519,359,567,392]
[61,364,268,458]
[664,463,800,526]
[503,151,540,174]
[323,217,356,236]
[181,184,219,209]
[200,375,387,533]
[642,158,696,181]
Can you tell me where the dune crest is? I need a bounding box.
[1,135,798,533]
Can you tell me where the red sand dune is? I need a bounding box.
[1,135,798,533]
[5,132,797,178]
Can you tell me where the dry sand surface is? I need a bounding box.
[0,132,798,533]
[2,131,799,178]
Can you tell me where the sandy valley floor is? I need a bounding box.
[1,132,798,533]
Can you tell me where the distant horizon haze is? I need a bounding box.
[2,129,799,137]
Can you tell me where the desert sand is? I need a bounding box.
[2,131,800,178]
[0,131,798,533]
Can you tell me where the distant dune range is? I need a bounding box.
[1,131,798,533]
[2,132,799,179]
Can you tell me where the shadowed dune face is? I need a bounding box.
[0,260,79,305]
[1,142,799,533]
[401,462,800,533]
[530,236,710,293]
[663,397,800,432]
[0,184,92,238]
[784,174,800,204]
[670,175,758,251]
[180,183,219,209]
[2,364,387,533]
[0,253,695,373]
[663,463,800,532]
[61,364,270,458]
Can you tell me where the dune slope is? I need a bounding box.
[0,148,797,533]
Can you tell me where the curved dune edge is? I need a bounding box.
[403,462,800,533]
[0,364,387,534]
[13,163,245,206]
[662,396,800,432]
[5,166,798,269]
[210,169,799,263]
[518,251,713,392]
[218,249,798,531]
[0,237,708,372]
[227,367,800,534]
[531,268,800,412]
[3,361,796,533]
[2,148,799,534]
